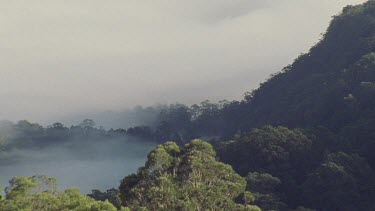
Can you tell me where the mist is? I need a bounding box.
[0,0,367,124]
[0,135,156,193]
[59,105,165,130]
[0,0,369,197]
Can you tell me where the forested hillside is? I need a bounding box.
[2,1,375,211]
[128,1,375,210]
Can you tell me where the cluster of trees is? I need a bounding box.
[3,1,375,210]
[87,133,328,211]
[0,175,122,211]
[121,100,247,144]
[86,125,375,210]
[216,126,375,210]
[118,2,375,210]
[118,140,260,211]
[120,0,375,146]
[0,118,153,152]
[1,140,262,211]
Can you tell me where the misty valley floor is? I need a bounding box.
[0,138,156,193]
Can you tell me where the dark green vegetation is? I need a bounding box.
[2,1,375,210]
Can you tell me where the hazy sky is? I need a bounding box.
[0,0,367,124]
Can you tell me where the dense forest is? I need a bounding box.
[2,1,375,210]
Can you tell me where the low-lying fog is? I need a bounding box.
[0,136,156,193]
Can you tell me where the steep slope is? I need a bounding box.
[241,1,375,131]
[213,2,375,209]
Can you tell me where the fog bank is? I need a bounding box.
[0,0,366,123]
[0,136,156,193]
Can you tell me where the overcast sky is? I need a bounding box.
[0,0,367,124]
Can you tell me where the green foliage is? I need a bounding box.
[0,175,118,211]
[217,126,312,176]
[246,172,281,194]
[302,162,357,210]
[3,1,375,211]
[119,140,258,211]
[301,152,375,211]
[245,172,286,211]
[5,176,39,200]
[216,124,375,210]
[88,188,122,209]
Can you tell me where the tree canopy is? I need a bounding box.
[119,140,260,211]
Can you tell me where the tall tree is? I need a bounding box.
[119,140,260,211]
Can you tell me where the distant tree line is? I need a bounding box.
[2,1,375,210]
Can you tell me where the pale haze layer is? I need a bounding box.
[0,0,366,124]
